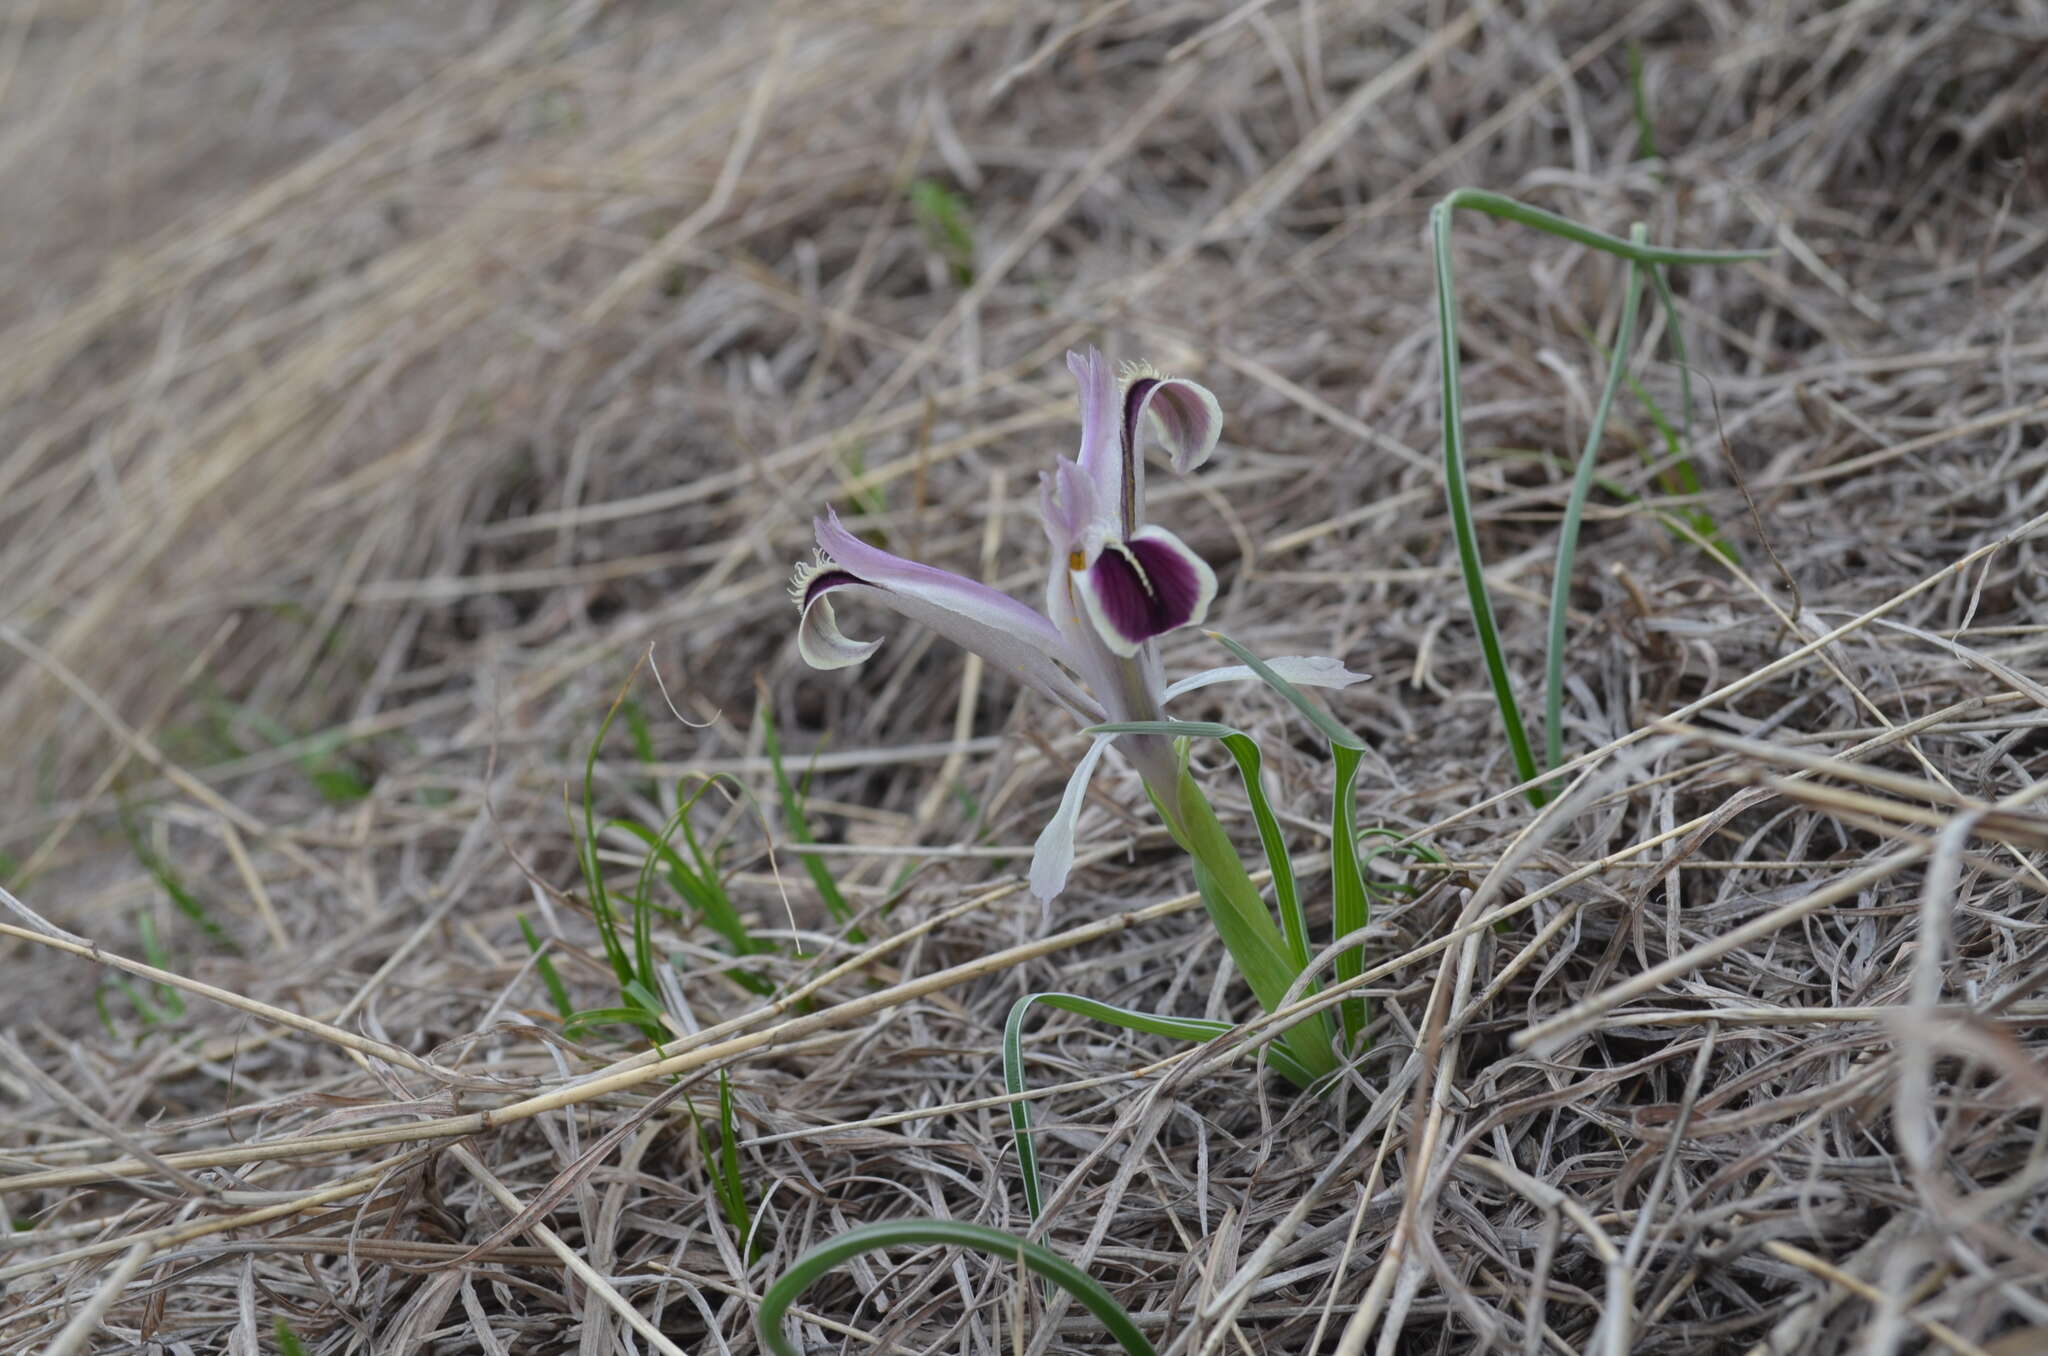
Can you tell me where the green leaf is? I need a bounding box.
[756,698,863,941]
[517,913,574,1021]
[120,812,235,954]
[561,1006,665,1039]
[1172,776,1305,1017]
[132,912,185,1020]
[715,1070,760,1262]
[1358,828,1447,901]
[1169,642,1378,1046]
[1627,39,1661,162]
[909,178,977,286]
[1328,745,1370,1046]
[1203,635,1367,751]
[1545,223,1649,782]
[608,817,776,998]
[757,1220,1155,1356]
[621,699,658,767]
[580,686,637,988]
[1086,720,1309,973]
[1428,188,1767,805]
[306,763,372,804]
[1432,199,1545,803]
[1003,990,1319,1220]
[1435,189,1770,267]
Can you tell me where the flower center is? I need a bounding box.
[1067,548,1086,572]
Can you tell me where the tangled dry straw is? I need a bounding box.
[3,1,2047,1352]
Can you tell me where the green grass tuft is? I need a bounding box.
[908,178,976,286]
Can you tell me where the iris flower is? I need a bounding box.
[792,348,1364,899]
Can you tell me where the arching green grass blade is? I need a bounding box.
[758,1219,1156,1356]
[1203,634,1366,752]
[1327,744,1369,1046]
[1431,197,1545,803]
[1427,188,1768,806]
[516,913,574,1021]
[1003,989,1318,1220]
[686,1068,761,1264]
[1358,828,1447,901]
[1436,189,1771,267]
[1544,223,1648,780]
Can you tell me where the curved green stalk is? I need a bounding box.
[1201,635,1376,1044]
[1544,223,1648,779]
[1003,990,1317,1220]
[1430,195,1545,803]
[1325,745,1368,1046]
[1436,189,1772,267]
[1428,189,1767,805]
[757,1219,1156,1356]
[1089,719,1310,973]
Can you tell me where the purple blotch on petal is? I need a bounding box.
[801,568,861,609]
[1127,534,1208,628]
[1085,534,1211,647]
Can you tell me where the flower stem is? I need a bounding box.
[1155,762,1338,1080]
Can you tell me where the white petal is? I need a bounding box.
[1163,654,1372,702]
[1038,456,1096,551]
[796,593,882,669]
[806,512,1105,721]
[1028,735,1116,901]
[1130,374,1224,474]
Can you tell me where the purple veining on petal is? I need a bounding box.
[1125,374,1222,475]
[796,511,1106,719]
[1084,533,1210,647]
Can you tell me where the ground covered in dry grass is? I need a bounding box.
[4,2,2047,1353]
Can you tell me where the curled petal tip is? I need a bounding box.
[795,592,881,670]
[1126,373,1223,474]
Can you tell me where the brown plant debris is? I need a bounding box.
[3,2,2046,1353]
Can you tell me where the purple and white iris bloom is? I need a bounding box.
[792,348,1366,900]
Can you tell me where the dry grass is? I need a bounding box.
[3,1,2047,1352]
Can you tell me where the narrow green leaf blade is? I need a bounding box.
[1203,635,1366,751]
[758,1219,1156,1356]
[1002,990,1320,1220]
[517,913,575,1021]
[1545,224,1649,778]
[1328,746,1369,1046]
